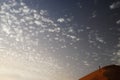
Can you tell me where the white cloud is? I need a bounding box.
[116,19,120,24]
[66,18,72,22]
[0,0,80,80]
[110,1,120,9]
[57,18,65,23]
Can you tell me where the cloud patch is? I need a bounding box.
[110,1,120,9]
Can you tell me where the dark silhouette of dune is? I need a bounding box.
[79,64,120,80]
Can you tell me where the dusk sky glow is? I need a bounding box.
[0,0,120,80]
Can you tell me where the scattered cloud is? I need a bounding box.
[116,19,120,24]
[57,18,65,23]
[110,1,120,9]
[0,0,80,80]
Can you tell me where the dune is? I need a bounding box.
[79,64,120,80]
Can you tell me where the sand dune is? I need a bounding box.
[79,65,120,80]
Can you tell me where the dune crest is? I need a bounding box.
[79,65,120,80]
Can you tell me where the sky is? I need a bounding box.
[0,0,120,80]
